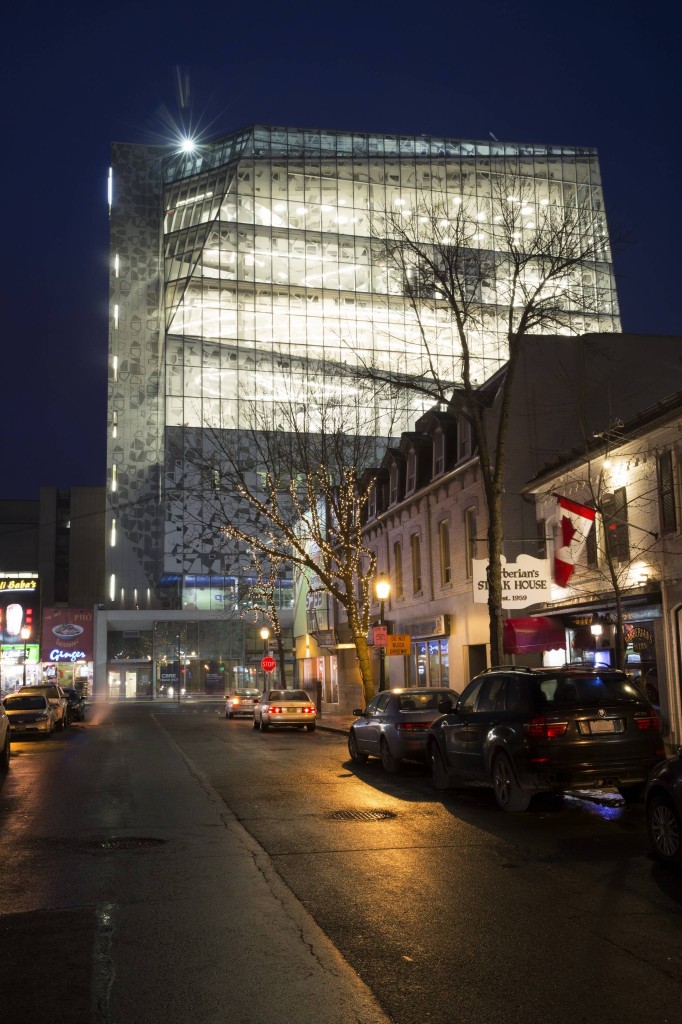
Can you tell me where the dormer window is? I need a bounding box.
[406,449,417,492]
[433,429,445,476]
[389,463,399,504]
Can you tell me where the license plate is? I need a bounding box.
[590,719,615,733]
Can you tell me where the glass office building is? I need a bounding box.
[101,125,619,697]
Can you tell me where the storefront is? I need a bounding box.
[0,573,41,694]
[395,615,450,688]
[41,608,94,695]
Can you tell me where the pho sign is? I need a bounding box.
[261,656,276,673]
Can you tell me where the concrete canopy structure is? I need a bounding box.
[102,125,620,698]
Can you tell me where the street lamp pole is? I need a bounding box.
[374,575,391,692]
[21,626,31,687]
[260,626,270,689]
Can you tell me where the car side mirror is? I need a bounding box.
[352,708,364,716]
[438,697,453,714]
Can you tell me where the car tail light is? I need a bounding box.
[302,706,314,715]
[270,706,282,714]
[230,698,240,705]
[397,722,429,731]
[634,709,661,731]
[524,716,568,739]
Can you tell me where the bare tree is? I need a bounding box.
[188,370,393,704]
[240,552,289,688]
[346,164,622,665]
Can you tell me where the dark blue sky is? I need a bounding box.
[2,0,679,499]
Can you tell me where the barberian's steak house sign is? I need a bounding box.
[472,555,553,609]
[42,608,94,662]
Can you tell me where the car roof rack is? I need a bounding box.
[484,665,535,674]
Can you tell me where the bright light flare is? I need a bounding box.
[180,137,196,153]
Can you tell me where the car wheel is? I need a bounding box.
[619,783,646,804]
[348,729,368,764]
[306,722,316,733]
[648,793,682,866]
[492,752,531,812]
[380,739,400,773]
[259,717,269,732]
[429,741,451,791]
[0,732,10,771]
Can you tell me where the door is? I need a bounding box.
[441,678,484,776]
[356,693,392,755]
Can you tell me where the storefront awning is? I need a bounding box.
[503,616,566,655]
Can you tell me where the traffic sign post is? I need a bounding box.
[261,656,276,673]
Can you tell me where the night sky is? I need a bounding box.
[2,0,679,500]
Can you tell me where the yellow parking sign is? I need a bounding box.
[387,634,411,656]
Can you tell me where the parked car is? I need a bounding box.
[225,688,260,719]
[348,687,460,773]
[0,699,10,768]
[18,683,69,730]
[61,686,86,722]
[426,666,665,812]
[253,689,316,732]
[646,748,682,867]
[2,693,55,738]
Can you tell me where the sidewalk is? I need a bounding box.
[316,712,355,735]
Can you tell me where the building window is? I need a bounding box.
[658,450,677,535]
[603,486,629,563]
[406,449,417,493]
[368,485,377,519]
[393,540,403,599]
[536,518,547,558]
[433,429,445,476]
[464,506,477,578]
[438,520,451,584]
[411,533,422,593]
[458,417,472,461]
[389,464,399,505]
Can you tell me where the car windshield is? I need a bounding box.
[5,696,47,710]
[22,686,58,697]
[397,690,457,711]
[234,690,258,697]
[536,673,643,707]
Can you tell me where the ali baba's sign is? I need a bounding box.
[42,608,94,663]
[472,555,552,609]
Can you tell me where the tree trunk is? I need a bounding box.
[275,631,287,688]
[350,629,375,705]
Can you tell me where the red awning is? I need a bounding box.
[503,616,566,655]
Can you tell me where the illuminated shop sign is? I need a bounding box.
[0,574,40,643]
[42,608,93,662]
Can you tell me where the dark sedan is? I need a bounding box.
[646,748,682,867]
[348,687,460,773]
[427,667,665,811]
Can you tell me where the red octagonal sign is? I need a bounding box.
[261,656,276,673]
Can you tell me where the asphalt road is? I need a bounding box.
[1,701,681,1024]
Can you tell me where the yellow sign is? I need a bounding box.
[387,634,411,656]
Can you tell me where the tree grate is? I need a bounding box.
[99,837,167,850]
[328,809,396,822]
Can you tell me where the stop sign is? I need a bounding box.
[261,656,276,673]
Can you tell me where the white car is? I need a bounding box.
[253,689,316,732]
[0,700,9,768]
[3,693,56,738]
[18,684,69,730]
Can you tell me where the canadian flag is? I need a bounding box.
[554,494,596,588]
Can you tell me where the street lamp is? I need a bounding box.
[259,626,270,689]
[374,575,391,691]
[20,626,31,687]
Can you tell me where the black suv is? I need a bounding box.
[427,667,665,812]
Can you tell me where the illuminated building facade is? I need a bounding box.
[101,125,620,698]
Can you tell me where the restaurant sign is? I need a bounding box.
[472,555,552,608]
[42,608,94,663]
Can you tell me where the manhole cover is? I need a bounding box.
[328,809,396,822]
[99,837,167,850]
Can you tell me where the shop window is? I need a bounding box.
[658,450,677,535]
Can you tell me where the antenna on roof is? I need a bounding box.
[489,131,498,141]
